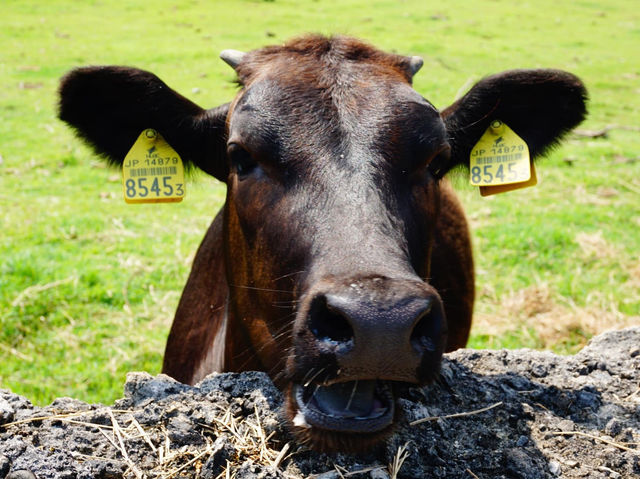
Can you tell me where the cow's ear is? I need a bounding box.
[437,69,587,176]
[58,66,230,182]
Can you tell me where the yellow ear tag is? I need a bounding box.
[121,129,185,204]
[469,120,537,196]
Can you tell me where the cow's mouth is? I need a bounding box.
[292,379,394,433]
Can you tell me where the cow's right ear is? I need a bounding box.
[58,66,230,182]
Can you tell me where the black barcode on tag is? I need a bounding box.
[475,153,523,165]
[129,167,177,177]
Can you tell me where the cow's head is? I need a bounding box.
[59,35,586,452]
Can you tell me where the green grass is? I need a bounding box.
[1,0,638,405]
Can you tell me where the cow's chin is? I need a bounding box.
[285,380,396,453]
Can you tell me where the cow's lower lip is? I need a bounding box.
[293,380,394,433]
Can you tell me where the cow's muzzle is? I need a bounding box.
[288,278,446,446]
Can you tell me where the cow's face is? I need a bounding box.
[58,34,587,452]
[223,41,451,450]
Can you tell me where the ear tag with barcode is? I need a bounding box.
[469,120,537,196]
[122,129,185,204]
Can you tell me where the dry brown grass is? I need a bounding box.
[574,230,618,260]
[473,280,639,352]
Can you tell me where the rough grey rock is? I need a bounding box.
[6,472,37,479]
[0,456,9,478]
[0,328,638,478]
[0,399,14,426]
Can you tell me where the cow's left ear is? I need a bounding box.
[435,69,587,177]
[58,66,230,182]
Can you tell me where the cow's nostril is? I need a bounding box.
[308,295,354,344]
[410,302,441,353]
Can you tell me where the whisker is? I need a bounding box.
[271,368,286,384]
[267,357,287,379]
[301,367,317,385]
[306,384,320,405]
[272,299,302,306]
[230,284,295,294]
[304,367,326,387]
[345,379,358,412]
[268,313,298,330]
[232,312,297,370]
[271,270,307,282]
[270,330,293,344]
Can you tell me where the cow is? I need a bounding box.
[58,35,587,452]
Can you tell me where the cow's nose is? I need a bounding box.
[306,286,445,382]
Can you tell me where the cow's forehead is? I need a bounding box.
[231,78,440,134]
[234,35,417,87]
[228,73,444,163]
[226,35,446,167]
[233,75,435,116]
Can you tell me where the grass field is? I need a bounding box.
[1,0,638,406]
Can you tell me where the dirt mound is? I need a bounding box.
[1,328,639,478]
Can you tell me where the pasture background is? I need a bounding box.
[1,0,638,405]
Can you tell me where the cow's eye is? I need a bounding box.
[227,143,257,176]
[425,144,451,179]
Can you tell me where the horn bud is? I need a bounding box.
[408,56,424,77]
[220,49,246,70]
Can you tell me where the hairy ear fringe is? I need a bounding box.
[440,69,588,176]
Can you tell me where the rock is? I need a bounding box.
[0,327,638,479]
[557,419,575,432]
[504,449,546,479]
[120,372,192,406]
[167,413,204,445]
[235,461,284,478]
[313,472,340,479]
[6,472,37,479]
[548,461,561,476]
[370,468,390,479]
[0,454,10,477]
[0,397,14,425]
[199,437,234,479]
[531,363,548,378]
[604,418,623,437]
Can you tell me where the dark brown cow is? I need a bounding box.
[58,35,587,452]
